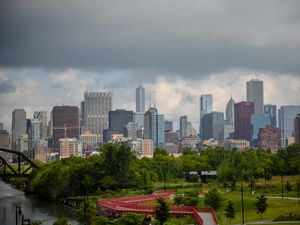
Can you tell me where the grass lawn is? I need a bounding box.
[215,191,300,225]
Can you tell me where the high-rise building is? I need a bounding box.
[144,108,165,148]
[201,112,224,141]
[164,120,173,132]
[278,105,300,147]
[234,102,254,142]
[264,104,277,127]
[79,131,100,151]
[136,85,145,113]
[258,125,280,152]
[134,112,144,128]
[34,111,47,138]
[0,130,11,160]
[12,109,27,151]
[52,105,79,151]
[251,114,271,147]
[84,92,112,137]
[247,79,264,114]
[59,138,80,159]
[0,122,3,130]
[294,114,300,144]
[199,94,213,139]
[109,109,134,135]
[142,139,153,157]
[28,119,43,158]
[179,116,188,139]
[226,96,235,125]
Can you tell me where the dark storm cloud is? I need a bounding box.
[1,0,300,76]
[0,79,16,94]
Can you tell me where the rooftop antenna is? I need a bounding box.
[153,91,156,108]
[149,95,151,109]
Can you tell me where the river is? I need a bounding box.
[0,179,80,225]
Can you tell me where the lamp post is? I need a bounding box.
[15,205,22,225]
[241,184,245,224]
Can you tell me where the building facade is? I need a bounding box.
[34,111,48,138]
[246,79,264,114]
[226,96,235,125]
[294,114,300,144]
[278,105,300,147]
[28,119,43,158]
[258,125,280,152]
[164,120,173,132]
[59,138,79,159]
[264,104,277,127]
[234,102,254,142]
[251,114,271,147]
[179,115,188,139]
[84,92,112,137]
[52,105,79,151]
[12,109,27,151]
[199,94,213,139]
[109,109,134,135]
[136,85,145,113]
[201,112,224,141]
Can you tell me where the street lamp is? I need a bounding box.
[240,184,245,224]
[15,205,22,225]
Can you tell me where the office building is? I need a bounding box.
[79,131,101,151]
[136,85,145,113]
[0,130,11,160]
[52,105,79,151]
[179,136,200,152]
[278,105,300,147]
[224,139,250,151]
[17,134,28,154]
[84,92,112,137]
[201,112,224,141]
[258,125,280,152]
[142,139,153,157]
[224,122,234,140]
[130,138,143,156]
[226,96,235,125]
[0,122,3,131]
[34,111,47,138]
[134,112,144,128]
[234,102,254,142]
[59,138,79,159]
[12,109,27,151]
[264,104,277,127]
[144,108,165,148]
[28,119,43,158]
[294,114,300,144]
[179,116,188,139]
[109,109,134,134]
[164,120,173,132]
[247,79,264,114]
[126,122,139,140]
[251,114,271,147]
[186,122,197,137]
[199,94,213,139]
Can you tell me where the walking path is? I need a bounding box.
[234,221,300,225]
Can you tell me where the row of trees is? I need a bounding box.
[32,143,300,200]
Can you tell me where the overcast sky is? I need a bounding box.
[0,0,300,131]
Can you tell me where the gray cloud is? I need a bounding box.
[1,0,300,77]
[0,79,16,94]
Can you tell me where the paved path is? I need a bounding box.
[266,196,300,201]
[233,221,300,225]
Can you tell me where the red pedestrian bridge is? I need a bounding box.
[97,190,218,225]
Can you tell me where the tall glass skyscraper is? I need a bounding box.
[84,92,112,137]
[234,101,254,142]
[278,105,300,147]
[199,94,213,139]
[264,104,277,127]
[136,85,145,113]
[251,114,271,147]
[225,96,235,125]
[144,107,164,148]
[28,119,42,158]
[179,115,188,139]
[247,79,264,114]
[34,111,47,138]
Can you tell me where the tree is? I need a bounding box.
[254,195,268,219]
[155,198,170,225]
[31,220,43,225]
[204,189,222,211]
[77,198,97,225]
[154,148,168,157]
[224,201,235,224]
[53,217,70,225]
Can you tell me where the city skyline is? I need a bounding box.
[0,75,300,131]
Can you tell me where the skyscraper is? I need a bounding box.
[279,105,300,147]
[52,105,79,151]
[12,109,27,151]
[28,119,43,158]
[34,111,47,138]
[109,109,134,135]
[251,114,271,147]
[294,114,300,144]
[199,94,213,139]
[179,115,188,139]
[84,92,112,137]
[225,96,235,125]
[246,79,264,114]
[264,104,277,127]
[201,112,224,141]
[144,108,165,148]
[0,122,3,130]
[234,102,254,142]
[164,120,173,132]
[136,85,145,113]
